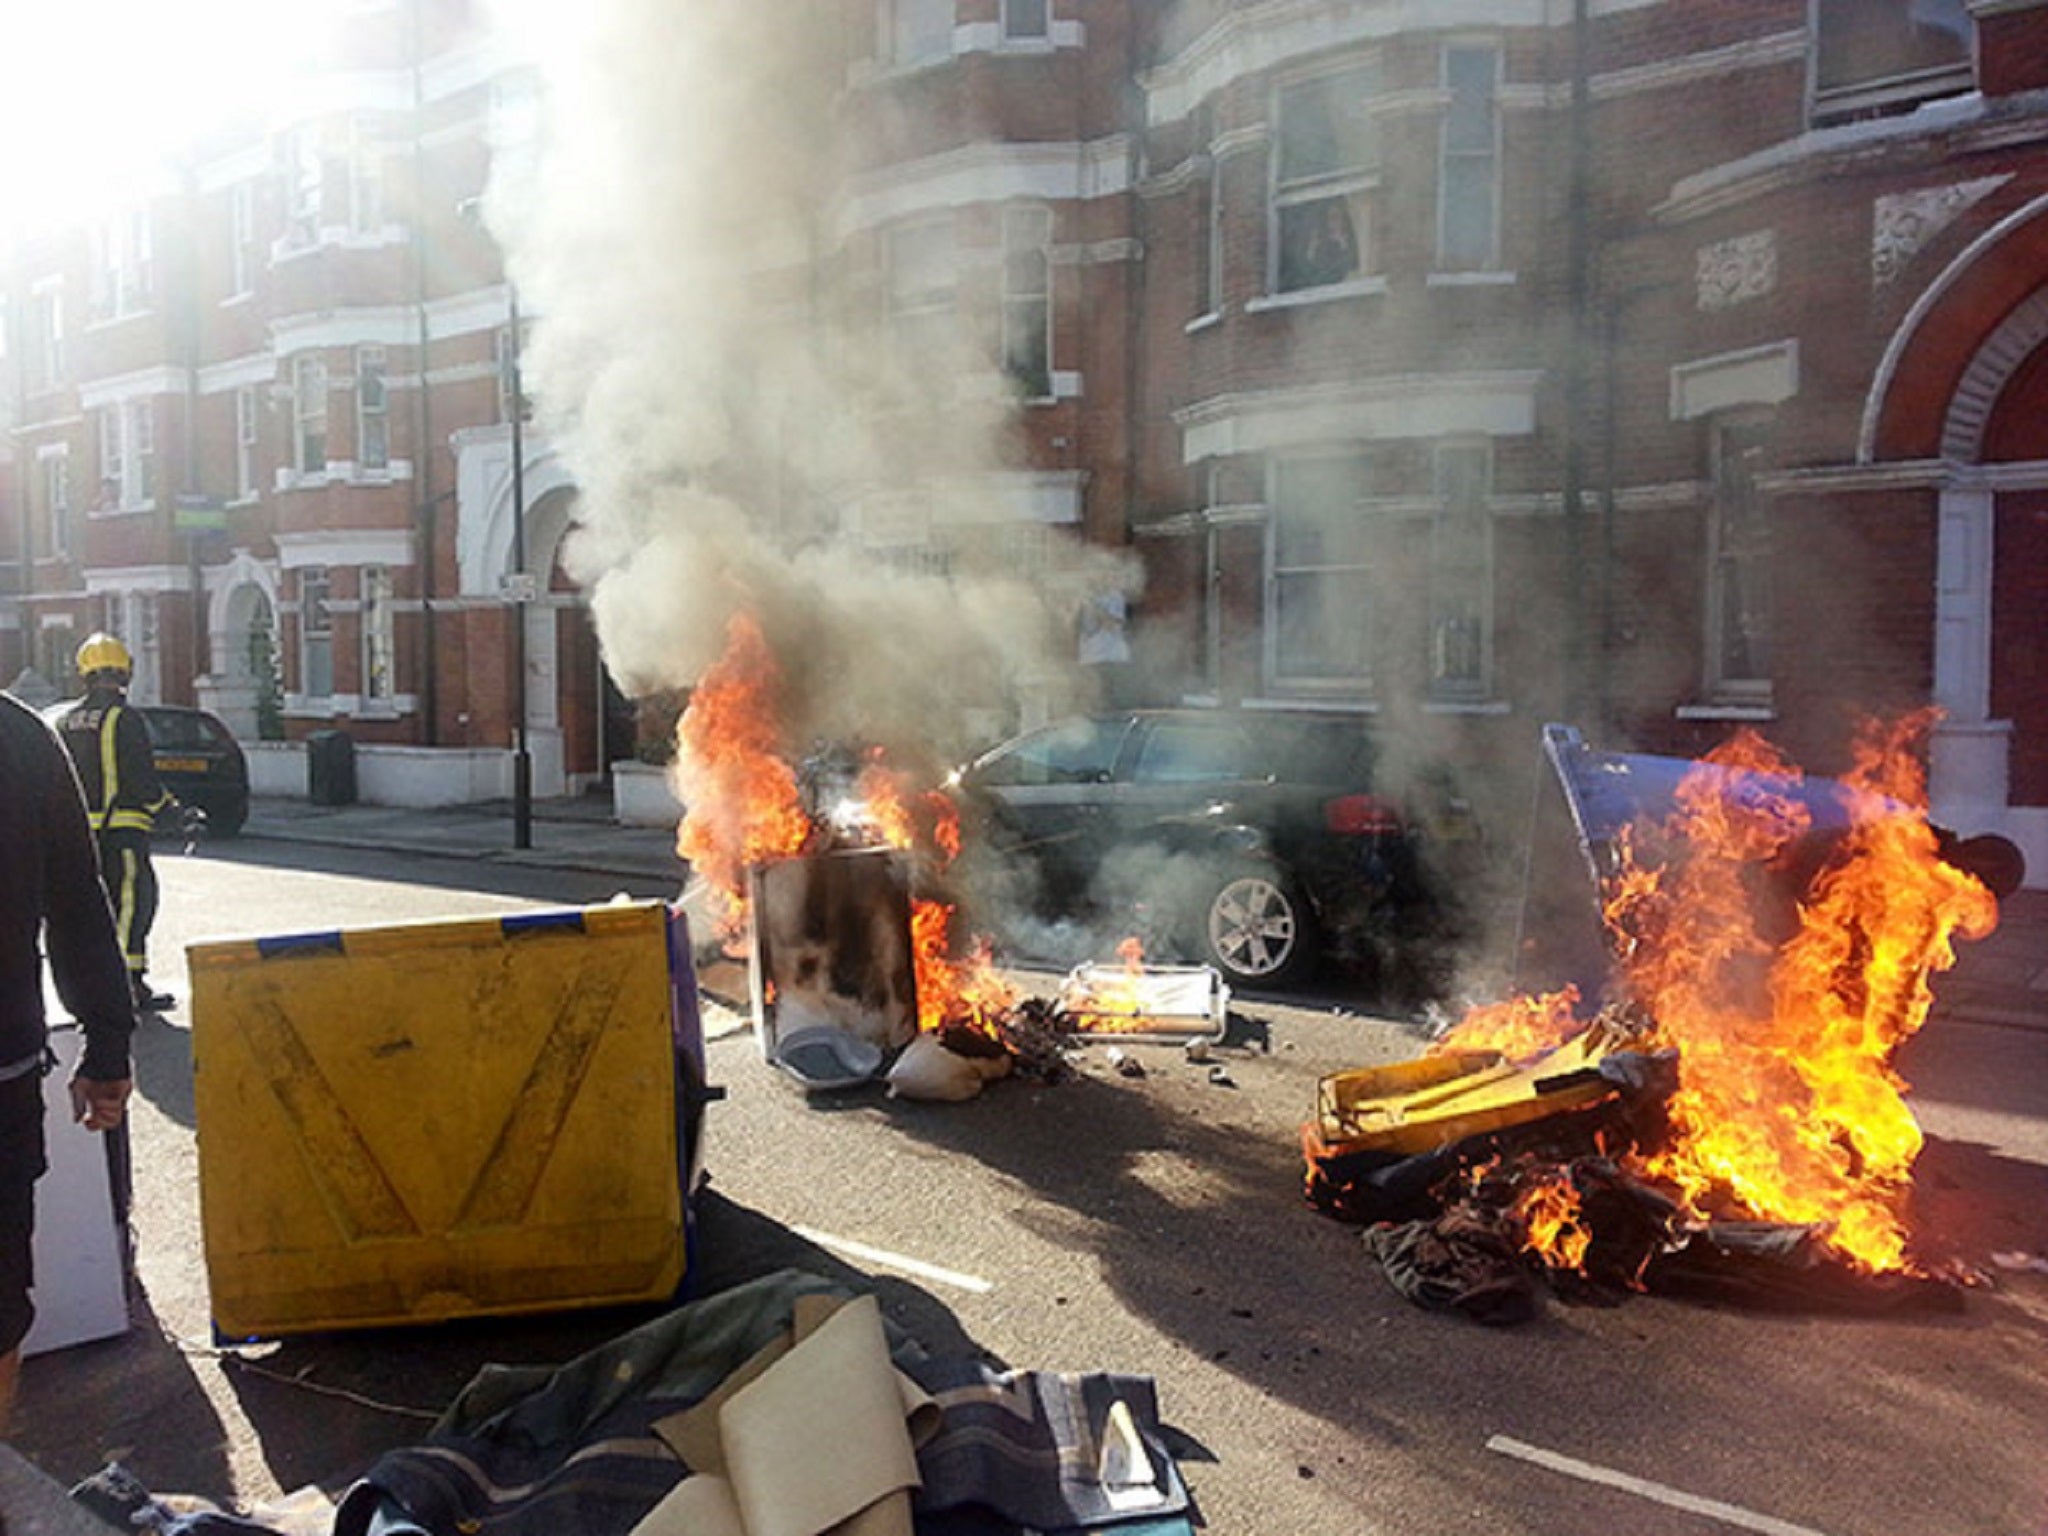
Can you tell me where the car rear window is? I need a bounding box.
[971,716,1131,787]
[143,710,232,751]
[1131,720,1262,783]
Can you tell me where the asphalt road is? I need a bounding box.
[12,838,2048,1535]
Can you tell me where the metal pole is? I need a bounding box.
[509,280,532,849]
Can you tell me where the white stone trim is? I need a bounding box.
[198,354,281,394]
[1941,286,2048,461]
[1861,192,2048,462]
[274,530,416,569]
[1668,340,1798,421]
[1174,371,1542,464]
[1934,486,1995,722]
[82,566,188,594]
[272,306,419,355]
[77,366,188,410]
[834,139,1133,239]
[1873,175,2012,286]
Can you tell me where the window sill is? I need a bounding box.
[1426,270,1517,288]
[1245,278,1386,314]
[88,505,154,519]
[219,290,255,309]
[1184,311,1222,335]
[1675,700,1776,722]
[1245,693,1378,714]
[1423,698,1511,716]
[84,309,156,332]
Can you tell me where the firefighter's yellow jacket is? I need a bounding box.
[58,682,173,836]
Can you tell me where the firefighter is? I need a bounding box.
[56,634,188,1013]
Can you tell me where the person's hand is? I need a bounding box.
[69,1076,132,1132]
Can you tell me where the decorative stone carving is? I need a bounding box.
[1872,176,2011,286]
[1696,230,1776,311]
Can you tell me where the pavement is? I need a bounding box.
[240,790,692,886]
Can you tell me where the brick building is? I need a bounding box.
[0,0,619,807]
[5,0,2045,887]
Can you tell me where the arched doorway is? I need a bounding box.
[199,557,284,741]
[1866,198,2048,885]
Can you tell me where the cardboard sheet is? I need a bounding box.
[643,1293,930,1536]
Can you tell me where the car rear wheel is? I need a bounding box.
[1200,864,1314,987]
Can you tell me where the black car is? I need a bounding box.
[137,704,250,836]
[944,709,1433,988]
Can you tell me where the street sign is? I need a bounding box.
[174,494,228,533]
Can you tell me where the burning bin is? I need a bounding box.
[749,847,918,1089]
[188,900,707,1338]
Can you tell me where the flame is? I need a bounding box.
[911,902,1021,1037]
[1513,1169,1591,1272]
[1435,985,1582,1062]
[674,612,811,937]
[1608,717,1997,1273]
[1064,937,1163,1036]
[674,614,1021,1037]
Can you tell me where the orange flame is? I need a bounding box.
[675,612,810,937]
[1610,717,1997,1273]
[1513,1170,1591,1272]
[1058,937,1162,1033]
[1435,985,1582,1062]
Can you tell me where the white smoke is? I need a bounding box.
[487,0,1134,766]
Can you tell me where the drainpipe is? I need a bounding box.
[1560,0,1593,724]
[411,0,440,744]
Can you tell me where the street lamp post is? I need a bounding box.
[505,279,532,850]
[460,194,532,849]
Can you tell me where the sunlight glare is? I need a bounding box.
[2,0,355,232]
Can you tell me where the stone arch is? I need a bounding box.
[1861,193,2048,463]
[199,550,283,739]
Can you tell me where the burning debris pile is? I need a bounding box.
[1306,718,2006,1321]
[676,612,1219,1097]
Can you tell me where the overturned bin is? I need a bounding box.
[188,899,708,1339]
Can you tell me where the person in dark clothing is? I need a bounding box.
[0,690,136,1429]
[55,634,182,1013]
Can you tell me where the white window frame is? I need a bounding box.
[127,400,154,506]
[1704,416,1773,702]
[40,448,71,559]
[33,290,63,390]
[1270,60,1382,295]
[356,345,390,471]
[230,182,256,293]
[1264,452,1376,694]
[1436,44,1502,273]
[98,407,123,507]
[1000,205,1053,401]
[1811,0,1973,124]
[882,0,953,66]
[92,209,153,321]
[282,125,323,243]
[293,355,329,475]
[886,215,957,366]
[235,385,260,499]
[361,564,395,702]
[1001,0,1049,41]
[1427,441,1494,701]
[128,592,162,705]
[298,565,334,698]
[95,402,154,511]
[348,115,385,234]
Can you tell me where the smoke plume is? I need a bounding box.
[489,0,1132,768]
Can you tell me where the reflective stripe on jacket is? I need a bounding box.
[59,689,171,836]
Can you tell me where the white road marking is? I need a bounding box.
[1486,1435,1835,1536]
[789,1225,994,1294]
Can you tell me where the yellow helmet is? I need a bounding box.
[76,632,133,679]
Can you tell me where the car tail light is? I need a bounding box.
[1324,794,1402,836]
